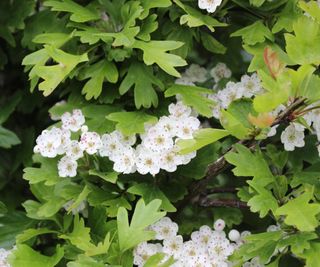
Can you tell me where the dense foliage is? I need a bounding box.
[1,0,320,266]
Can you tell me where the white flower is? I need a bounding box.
[207,238,234,261]
[198,0,223,13]
[63,200,87,215]
[175,76,195,86]
[228,229,240,242]
[34,127,62,158]
[135,146,161,175]
[142,126,174,152]
[56,129,71,155]
[208,94,222,119]
[157,116,180,137]
[112,147,136,174]
[159,150,180,172]
[240,73,264,98]
[149,217,179,240]
[115,130,136,146]
[175,117,200,139]
[217,82,244,109]
[163,235,184,259]
[185,64,208,83]
[0,248,11,267]
[61,109,85,132]
[280,124,305,151]
[191,225,213,247]
[57,156,78,177]
[214,219,226,231]
[169,101,192,118]
[99,132,124,159]
[65,140,84,160]
[49,100,67,121]
[133,242,162,267]
[79,131,102,155]
[210,63,232,82]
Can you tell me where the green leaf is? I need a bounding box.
[165,84,215,117]
[0,91,22,124]
[173,0,226,32]
[106,111,157,135]
[285,16,320,65]
[8,244,64,267]
[44,0,100,22]
[144,253,175,267]
[272,0,301,33]
[88,170,118,184]
[225,144,274,187]
[177,128,229,154]
[132,40,187,77]
[236,231,282,263]
[128,183,176,212]
[119,62,164,109]
[117,199,165,252]
[253,70,290,113]
[219,99,256,139]
[299,242,320,267]
[278,232,317,255]
[200,32,226,54]
[139,0,172,18]
[60,215,111,256]
[231,21,274,46]
[275,192,320,231]
[137,14,158,41]
[0,126,20,149]
[80,59,118,100]
[34,45,88,96]
[16,228,57,244]
[247,182,278,217]
[67,255,105,267]
[0,211,35,248]
[32,32,73,47]
[23,156,60,186]
[299,0,320,23]
[249,0,266,7]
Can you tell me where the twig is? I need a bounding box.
[199,198,248,209]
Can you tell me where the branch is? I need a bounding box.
[174,98,306,213]
[199,197,248,209]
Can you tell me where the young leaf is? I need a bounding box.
[8,244,64,267]
[59,215,111,256]
[117,199,165,252]
[80,59,118,100]
[44,0,100,22]
[177,128,229,154]
[132,40,187,77]
[165,84,215,117]
[34,45,88,96]
[285,16,320,65]
[119,62,164,109]
[247,182,278,217]
[231,21,274,46]
[225,144,274,187]
[106,111,157,135]
[275,192,320,231]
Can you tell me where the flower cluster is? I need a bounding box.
[100,102,199,175]
[34,102,199,177]
[133,218,255,267]
[0,248,12,267]
[175,63,232,86]
[208,73,264,119]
